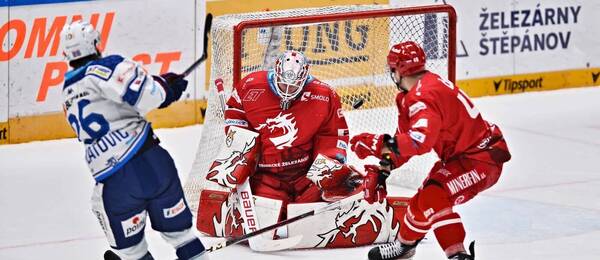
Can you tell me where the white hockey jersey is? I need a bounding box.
[62,55,166,181]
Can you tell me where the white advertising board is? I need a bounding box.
[393,0,600,79]
[3,0,199,118]
[1,5,7,120]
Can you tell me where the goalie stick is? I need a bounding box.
[204,192,364,254]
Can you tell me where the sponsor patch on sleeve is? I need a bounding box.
[86,65,112,81]
[163,198,187,219]
[337,108,344,118]
[412,118,428,129]
[409,130,426,144]
[408,101,427,117]
[225,119,249,127]
[338,129,349,137]
[128,68,147,92]
[337,140,348,150]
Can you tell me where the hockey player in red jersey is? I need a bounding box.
[351,42,511,260]
[220,50,351,217]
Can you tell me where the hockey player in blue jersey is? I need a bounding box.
[60,21,209,260]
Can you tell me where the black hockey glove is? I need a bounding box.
[155,72,188,108]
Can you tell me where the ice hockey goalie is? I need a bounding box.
[196,51,409,249]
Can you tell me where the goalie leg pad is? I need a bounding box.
[286,196,409,249]
[196,189,244,237]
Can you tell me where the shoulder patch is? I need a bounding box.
[409,130,426,144]
[408,101,427,117]
[412,118,428,128]
[85,65,113,81]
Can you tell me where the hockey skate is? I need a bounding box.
[104,250,154,260]
[448,241,475,260]
[367,239,420,260]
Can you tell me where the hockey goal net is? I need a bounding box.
[185,4,456,213]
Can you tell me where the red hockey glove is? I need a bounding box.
[350,133,384,159]
[362,165,389,204]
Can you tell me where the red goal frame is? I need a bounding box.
[231,4,457,87]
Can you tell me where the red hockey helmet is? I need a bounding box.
[387,41,426,77]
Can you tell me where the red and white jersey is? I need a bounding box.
[392,71,508,166]
[225,70,349,181]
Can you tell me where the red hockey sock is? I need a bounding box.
[398,193,430,243]
[432,212,466,257]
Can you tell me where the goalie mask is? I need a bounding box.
[60,21,101,61]
[274,51,310,110]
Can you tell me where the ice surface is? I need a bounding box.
[1,87,600,259]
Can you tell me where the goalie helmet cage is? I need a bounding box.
[185,4,456,213]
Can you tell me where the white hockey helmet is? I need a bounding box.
[60,21,101,61]
[274,50,310,109]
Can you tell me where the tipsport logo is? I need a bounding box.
[0,127,6,140]
[493,77,543,93]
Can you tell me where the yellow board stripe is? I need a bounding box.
[0,122,8,145]
[458,67,600,97]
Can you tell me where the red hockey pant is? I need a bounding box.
[399,157,503,256]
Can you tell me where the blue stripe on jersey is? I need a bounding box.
[64,64,89,89]
[92,55,124,72]
[121,67,146,106]
[63,55,124,89]
[93,123,150,182]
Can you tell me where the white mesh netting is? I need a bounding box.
[185,5,454,213]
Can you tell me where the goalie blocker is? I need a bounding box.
[197,126,411,249]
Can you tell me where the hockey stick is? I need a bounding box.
[180,13,213,78]
[205,192,364,253]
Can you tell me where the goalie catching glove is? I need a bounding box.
[307,154,363,202]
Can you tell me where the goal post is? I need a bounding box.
[185,4,457,214]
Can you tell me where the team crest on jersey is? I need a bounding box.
[256,112,298,150]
